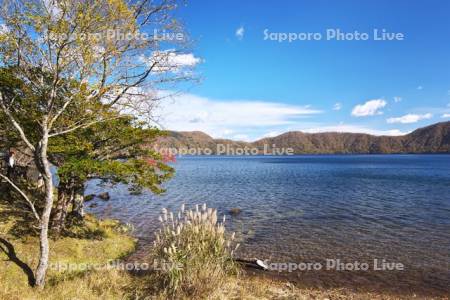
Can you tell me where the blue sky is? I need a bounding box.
[157,0,450,141]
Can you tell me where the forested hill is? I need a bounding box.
[156,121,450,154]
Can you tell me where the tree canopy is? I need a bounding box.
[0,0,192,287]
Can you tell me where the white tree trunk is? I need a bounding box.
[34,131,54,287]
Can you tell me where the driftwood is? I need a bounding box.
[234,258,269,270]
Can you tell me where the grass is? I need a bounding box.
[0,197,137,300]
[147,204,240,298]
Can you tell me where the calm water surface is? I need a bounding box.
[86,155,450,295]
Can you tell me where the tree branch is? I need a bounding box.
[0,173,41,222]
[48,116,124,137]
[48,94,75,129]
[107,61,158,108]
[0,92,36,152]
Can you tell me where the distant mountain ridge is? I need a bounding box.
[156,121,450,154]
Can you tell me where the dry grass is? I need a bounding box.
[148,203,240,298]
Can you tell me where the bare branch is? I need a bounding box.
[0,173,41,222]
[107,61,158,108]
[48,116,124,137]
[48,94,75,129]
[0,92,36,152]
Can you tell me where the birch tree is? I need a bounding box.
[0,0,196,287]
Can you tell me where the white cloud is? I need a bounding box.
[442,113,450,118]
[221,129,234,135]
[235,26,245,40]
[165,53,200,67]
[154,92,322,139]
[332,102,342,111]
[142,51,201,73]
[393,96,402,103]
[417,86,423,90]
[386,113,432,124]
[351,99,387,117]
[302,124,407,136]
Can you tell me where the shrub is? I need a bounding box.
[151,203,240,297]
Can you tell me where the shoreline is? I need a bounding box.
[123,241,450,299]
[244,265,450,299]
[1,193,447,300]
[121,224,449,299]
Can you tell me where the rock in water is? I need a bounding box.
[84,194,95,202]
[98,192,110,201]
[229,208,242,216]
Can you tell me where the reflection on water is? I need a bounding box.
[86,155,450,296]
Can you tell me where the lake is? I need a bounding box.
[86,155,450,296]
